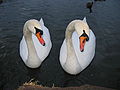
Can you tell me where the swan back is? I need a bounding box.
[73,30,95,70]
[32,24,52,61]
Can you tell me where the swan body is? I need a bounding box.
[20,18,52,68]
[60,17,96,75]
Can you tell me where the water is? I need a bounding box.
[0,0,120,89]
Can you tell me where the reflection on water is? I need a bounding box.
[0,0,120,89]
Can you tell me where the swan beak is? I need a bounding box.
[80,36,87,52]
[36,32,45,46]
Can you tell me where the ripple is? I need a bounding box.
[0,0,120,89]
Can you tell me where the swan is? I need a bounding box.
[20,18,52,68]
[60,17,96,75]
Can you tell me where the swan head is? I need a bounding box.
[24,19,45,46]
[75,17,90,52]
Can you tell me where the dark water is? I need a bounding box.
[0,0,120,89]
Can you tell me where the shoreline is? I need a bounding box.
[17,84,116,90]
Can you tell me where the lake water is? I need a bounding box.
[0,0,120,90]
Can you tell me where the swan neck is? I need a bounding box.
[65,22,75,39]
[23,26,41,67]
[64,21,82,74]
[65,21,77,52]
[65,21,77,60]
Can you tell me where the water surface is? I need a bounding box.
[0,0,120,90]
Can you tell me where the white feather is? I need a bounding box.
[20,19,52,68]
[59,19,96,75]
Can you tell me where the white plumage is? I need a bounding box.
[20,18,52,68]
[60,17,96,75]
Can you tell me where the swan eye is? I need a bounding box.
[35,27,43,35]
[39,30,43,35]
[86,37,89,41]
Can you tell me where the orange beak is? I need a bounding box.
[36,32,45,46]
[79,36,87,52]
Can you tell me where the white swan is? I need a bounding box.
[20,18,52,68]
[60,17,96,75]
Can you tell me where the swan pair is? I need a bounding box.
[20,17,96,75]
